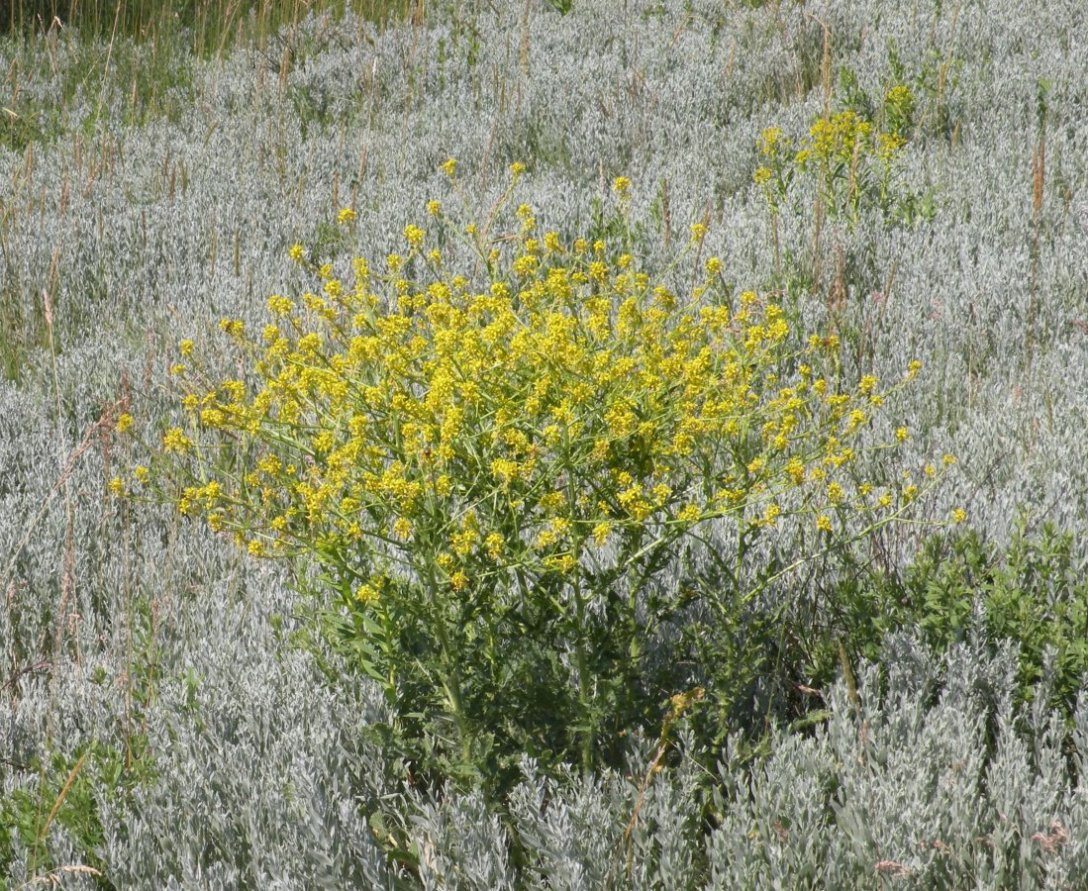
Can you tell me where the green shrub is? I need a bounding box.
[814,519,1088,720]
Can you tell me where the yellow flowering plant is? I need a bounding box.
[755,97,911,235]
[131,173,950,788]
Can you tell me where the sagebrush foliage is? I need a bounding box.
[4,0,1088,886]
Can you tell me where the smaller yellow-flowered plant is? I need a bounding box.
[754,85,918,230]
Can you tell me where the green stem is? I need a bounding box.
[426,566,474,772]
[572,576,595,774]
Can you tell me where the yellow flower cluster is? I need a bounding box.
[138,186,942,619]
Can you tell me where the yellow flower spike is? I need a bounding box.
[690,222,707,242]
[612,176,631,198]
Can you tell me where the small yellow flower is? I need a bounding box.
[179,339,194,357]
[484,532,504,560]
[705,256,723,276]
[426,200,442,216]
[218,318,245,340]
[816,514,833,533]
[612,176,631,197]
[133,466,150,484]
[450,571,470,591]
[267,295,294,316]
[690,222,707,242]
[337,207,357,225]
[942,454,957,466]
[162,427,193,453]
[759,126,783,155]
[288,243,305,262]
[895,427,909,443]
[108,477,125,496]
[115,413,134,433]
[247,539,265,557]
[510,161,527,178]
[440,157,457,177]
[951,507,967,524]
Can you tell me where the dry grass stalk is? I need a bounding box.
[17,865,102,890]
[0,400,124,597]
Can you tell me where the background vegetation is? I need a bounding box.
[3,0,1088,887]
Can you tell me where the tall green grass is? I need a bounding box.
[3,0,415,53]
